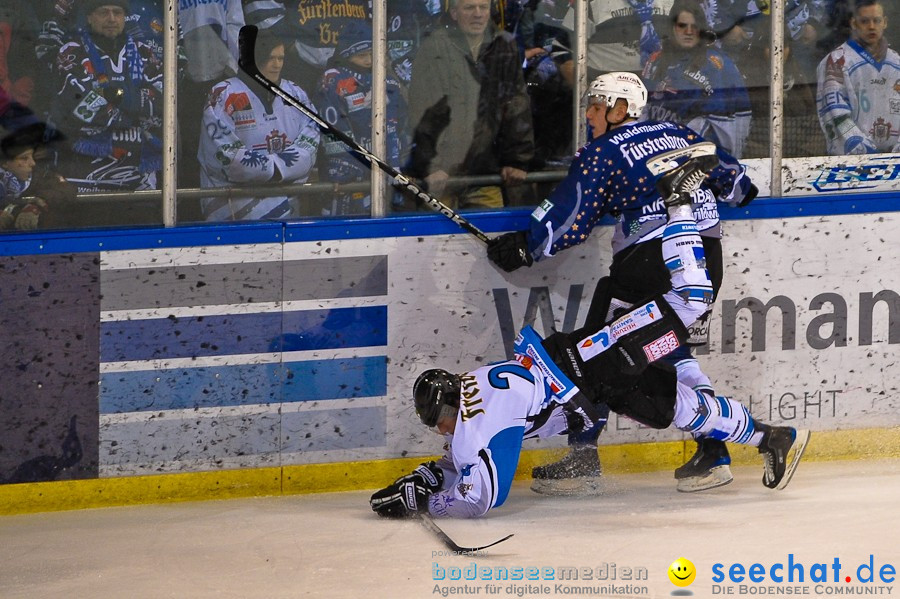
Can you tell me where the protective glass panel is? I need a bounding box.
[1,0,165,230]
[186,2,335,222]
[813,1,900,158]
[402,0,537,212]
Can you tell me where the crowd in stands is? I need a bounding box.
[0,0,898,229]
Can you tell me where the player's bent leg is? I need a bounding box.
[671,360,732,492]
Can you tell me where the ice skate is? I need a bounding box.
[531,445,603,496]
[674,437,733,492]
[654,149,720,208]
[759,427,811,490]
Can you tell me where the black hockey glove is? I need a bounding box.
[734,183,758,208]
[370,461,444,519]
[487,231,533,272]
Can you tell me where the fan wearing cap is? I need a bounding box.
[49,0,164,195]
[317,21,408,215]
[641,0,751,158]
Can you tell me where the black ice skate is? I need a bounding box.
[674,437,733,493]
[758,426,811,490]
[531,445,603,496]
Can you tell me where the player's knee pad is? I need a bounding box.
[573,294,690,384]
[604,366,677,430]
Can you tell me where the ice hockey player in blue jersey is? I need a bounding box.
[485,71,760,495]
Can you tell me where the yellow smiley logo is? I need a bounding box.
[668,557,696,587]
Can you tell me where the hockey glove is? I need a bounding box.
[370,462,444,519]
[487,231,533,272]
[735,183,758,208]
[393,461,444,490]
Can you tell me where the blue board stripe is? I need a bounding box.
[99,356,387,413]
[100,306,388,362]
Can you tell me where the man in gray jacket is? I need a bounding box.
[407,0,535,209]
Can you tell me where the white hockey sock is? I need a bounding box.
[672,382,761,446]
[675,358,713,394]
[662,206,713,325]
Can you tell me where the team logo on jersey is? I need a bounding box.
[225,92,255,128]
[266,130,288,154]
[456,482,473,497]
[225,92,251,116]
[870,117,894,146]
[336,77,358,96]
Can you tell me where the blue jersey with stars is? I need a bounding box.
[525,120,754,259]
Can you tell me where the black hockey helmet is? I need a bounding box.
[413,369,461,427]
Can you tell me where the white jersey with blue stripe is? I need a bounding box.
[427,355,576,519]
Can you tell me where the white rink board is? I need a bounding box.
[330,211,900,462]
[90,211,900,471]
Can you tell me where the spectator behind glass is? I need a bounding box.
[816,0,900,155]
[198,31,320,221]
[561,0,672,76]
[407,0,534,210]
[642,0,751,158]
[242,0,372,94]
[50,0,164,194]
[176,0,244,195]
[317,21,410,216]
[0,124,76,232]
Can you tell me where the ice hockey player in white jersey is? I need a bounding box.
[369,312,811,519]
[816,0,900,155]
[198,30,320,221]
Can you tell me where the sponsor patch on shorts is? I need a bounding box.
[643,331,681,362]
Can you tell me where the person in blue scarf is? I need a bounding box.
[317,21,410,215]
[50,0,163,195]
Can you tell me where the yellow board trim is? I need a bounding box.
[2,427,898,515]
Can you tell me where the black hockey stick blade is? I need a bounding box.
[419,512,514,553]
[237,25,491,245]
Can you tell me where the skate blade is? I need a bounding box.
[530,476,604,497]
[776,429,811,491]
[676,465,734,493]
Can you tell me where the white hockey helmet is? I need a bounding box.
[586,72,648,119]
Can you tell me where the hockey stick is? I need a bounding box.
[237,25,491,245]
[419,512,514,553]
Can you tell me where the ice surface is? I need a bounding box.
[1,459,898,599]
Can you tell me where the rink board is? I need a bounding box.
[0,211,898,507]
